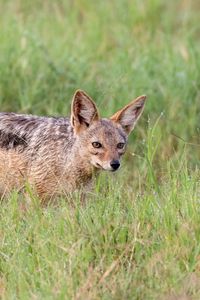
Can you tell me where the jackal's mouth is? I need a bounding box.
[95,163,103,169]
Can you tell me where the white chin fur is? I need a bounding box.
[92,162,112,171]
[98,164,113,171]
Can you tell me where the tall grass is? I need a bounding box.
[0,0,199,299]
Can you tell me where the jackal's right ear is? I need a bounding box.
[71,90,100,133]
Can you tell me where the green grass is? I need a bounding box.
[0,0,200,299]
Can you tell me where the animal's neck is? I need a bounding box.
[62,141,97,188]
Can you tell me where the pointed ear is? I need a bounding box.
[71,90,100,133]
[110,95,147,134]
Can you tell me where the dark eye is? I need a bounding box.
[117,143,125,149]
[92,142,102,148]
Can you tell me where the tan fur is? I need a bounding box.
[0,149,27,196]
[0,90,147,201]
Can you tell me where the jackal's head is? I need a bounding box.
[71,90,146,172]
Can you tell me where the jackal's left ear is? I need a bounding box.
[110,95,147,134]
[71,90,100,133]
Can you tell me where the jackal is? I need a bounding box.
[0,90,146,200]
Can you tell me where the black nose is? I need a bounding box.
[110,160,120,171]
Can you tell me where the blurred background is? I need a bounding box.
[0,0,199,175]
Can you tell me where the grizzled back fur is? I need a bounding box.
[0,90,146,201]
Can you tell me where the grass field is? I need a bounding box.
[0,0,200,299]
